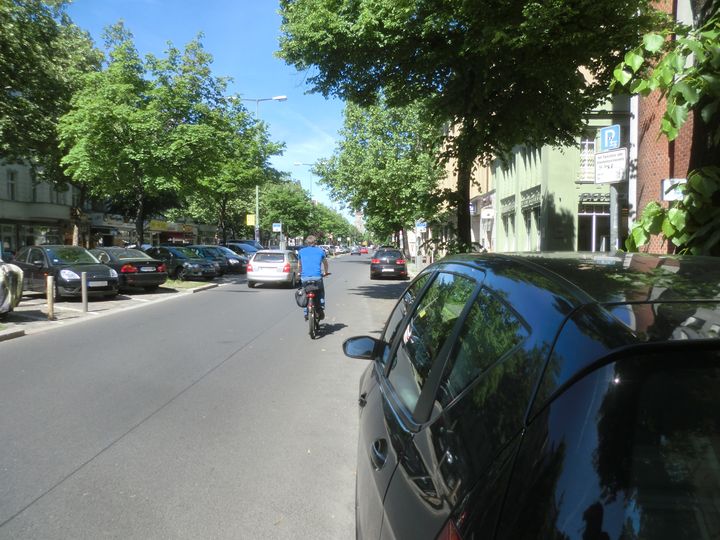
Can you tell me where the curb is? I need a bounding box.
[0,328,25,342]
[188,283,219,293]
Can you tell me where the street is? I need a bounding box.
[0,254,408,539]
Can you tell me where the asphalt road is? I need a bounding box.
[0,254,410,539]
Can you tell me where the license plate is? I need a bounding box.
[89,280,108,287]
[140,267,155,272]
[382,268,395,272]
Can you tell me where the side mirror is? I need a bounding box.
[343,336,381,360]
[34,261,44,269]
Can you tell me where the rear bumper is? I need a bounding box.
[370,265,408,277]
[120,273,168,288]
[247,273,294,283]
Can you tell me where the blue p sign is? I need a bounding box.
[599,125,621,152]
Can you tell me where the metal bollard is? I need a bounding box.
[81,271,88,313]
[46,275,55,320]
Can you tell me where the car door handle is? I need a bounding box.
[370,438,388,470]
[358,392,367,408]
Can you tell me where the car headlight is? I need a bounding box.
[108,268,118,278]
[229,258,239,265]
[213,262,220,268]
[59,269,80,280]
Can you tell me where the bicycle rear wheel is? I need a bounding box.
[308,305,316,339]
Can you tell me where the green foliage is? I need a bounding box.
[625,167,720,255]
[314,97,443,240]
[613,10,720,254]
[0,0,101,176]
[278,0,664,245]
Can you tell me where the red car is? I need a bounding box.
[360,246,368,254]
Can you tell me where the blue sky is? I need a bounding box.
[67,0,346,213]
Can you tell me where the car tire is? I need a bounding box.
[247,280,256,288]
[52,283,63,301]
[176,267,187,281]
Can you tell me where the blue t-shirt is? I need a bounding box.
[299,246,326,280]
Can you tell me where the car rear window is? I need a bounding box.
[253,253,285,263]
[114,249,151,260]
[378,250,403,259]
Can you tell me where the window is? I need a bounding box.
[381,273,431,365]
[578,137,596,183]
[437,288,528,407]
[6,170,17,200]
[387,272,476,414]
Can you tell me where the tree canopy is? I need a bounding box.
[278,0,665,248]
[314,97,443,245]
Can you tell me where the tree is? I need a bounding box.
[259,181,313,240]
[59,24,231,245]
[314,98,443,254]
[612,8,720,254]
[278,0,665,249]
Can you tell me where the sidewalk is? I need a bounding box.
[0,281,219,343]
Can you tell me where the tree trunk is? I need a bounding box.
[70,186,87,247]
[135,190,146,246]
[455,116,476,251]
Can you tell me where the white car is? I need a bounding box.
[246,250,300,288]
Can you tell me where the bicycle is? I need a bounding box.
[303,273,329,339]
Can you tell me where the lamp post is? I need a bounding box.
[240,95,287,243]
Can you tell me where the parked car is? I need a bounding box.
[351,246,361,255]
[90,247,167,291]
[214,245,248,274]
[246,249,299,288]
[225,239,264,250]
[344,252,720,540]
[144,246,216,280]
[225,242,258,259]
[13,245,119,299]
[0,257,23,316]
[370,248,408,279]
[187,245,232,275]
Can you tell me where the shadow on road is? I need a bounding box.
[320,322,348,337]
[348,282,408,300]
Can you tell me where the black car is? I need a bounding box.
[225,242,258,259]
[90,247,168,291]
[187,245,231,275]
[144,246,217,280]
[344,252,720,540]
[214,245,248,274]
[370,249,408,279]
[13,245,119,299]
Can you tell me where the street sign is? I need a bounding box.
[595,148,627,184]
[599,125,621,152]
[246,214,255,226]
[415,221,427,232]
[272,222,282,232]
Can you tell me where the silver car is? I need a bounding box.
[247,250,299,288]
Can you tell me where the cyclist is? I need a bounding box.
[298,235,329,320]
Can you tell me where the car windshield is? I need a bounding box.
[379,250,403,259]
[170,247,197,258]
[113,249,152,261]
[45,247,98,264]
[217,246,239,258]
[253,253,285,263]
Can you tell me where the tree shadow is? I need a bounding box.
[348,282,408,300]
[319,322,348,337]
[542,192,576,250]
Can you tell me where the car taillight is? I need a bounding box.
[307,292,315,298]
[157,263,166,272]
[247,263,253,272]
[371,258,380,264]
[396,259,406,264]
[282,263,291,273]
[436,519,462,540]
[120,264,138,273]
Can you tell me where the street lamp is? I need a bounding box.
[237,95,288,243]
[242,95,287,117]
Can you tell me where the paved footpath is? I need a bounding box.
[0,279,224,343]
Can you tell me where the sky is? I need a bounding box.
[66,0,347,215]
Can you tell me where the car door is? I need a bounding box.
[357,270,479,540]
[27,247,49,292]
[12,248,32,291]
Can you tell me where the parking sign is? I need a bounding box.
[599,125,621,152]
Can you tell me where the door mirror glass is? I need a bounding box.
[33,260,44,269]
[343,336,380,360]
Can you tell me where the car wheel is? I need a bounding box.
[52,283,63,301]
[176,266,187,281]
[247,280,255,288]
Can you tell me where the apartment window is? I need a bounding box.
[524,211,532,252]
[6,170,17,200]
[578,138,596,183]
[578,203,610,251]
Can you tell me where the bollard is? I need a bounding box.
[46,275,55,320]
[81,271,88,312]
